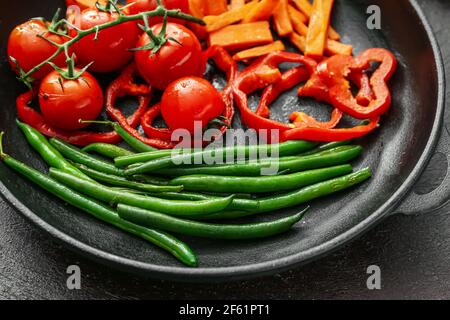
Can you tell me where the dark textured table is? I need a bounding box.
[1,0,450,300]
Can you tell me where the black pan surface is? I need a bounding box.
[0,0,445,281]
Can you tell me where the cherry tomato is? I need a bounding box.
[68,8,140,73]
[38,69,104,130]
[134,23,203,90]
[7,20,69,80]
[126,0,189,25]
[161,77,225,133]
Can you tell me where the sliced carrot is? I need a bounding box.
[273,0,293,37]
[230,0,246,9]
[208,21,274,51]
[242,0,279,23]
[289,32,307,53]
[188,0,206,18]
[233,41,286,61]
[292,0,341,40]
[289,7,309,36]
[287,4,308,24]
[205,0,228,15]
[325,39,353,56]
[204,1,258,33]
[305,0,335,59]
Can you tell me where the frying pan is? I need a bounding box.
[0,0,447,282]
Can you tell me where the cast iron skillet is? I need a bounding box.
[0,0,447,282]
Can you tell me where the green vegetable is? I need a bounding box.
[82,143,134,158]
[123,141,318,176]
[49,169,235,217]
[118,204,308,240]
[0,132,197,267]
[169,165,353,194]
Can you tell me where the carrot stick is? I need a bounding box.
[273,0,293,37]
[290,32,352,56]
[305,0,334,59]
[289,6,309,36]
[292,0,341,40]
[208,21,274,51]
[233,41,286,61]
[205,0,228,15]
[287,4,308,24]
[289,32,307,53]
[204,1,258,33]
[325,39,353,56]
[242,0,279,23]
[188,0,206,18]
[230,0,246,9]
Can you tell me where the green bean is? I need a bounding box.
[0,134,197,267]
[115,149,183,168]
[203,168,372,220]
[123,141,318,176]
[50,138,125,176]
[112,122,157,153]
[49,169,235,217]
[299,141,353,156]
[148,191,258,211]
[132,174,171,186]
[157,146,362,177]
[170,165,353,194]
[72,163,184,193]
[16,120,87,179]
[82,143,134,158]
[118,204,308,240]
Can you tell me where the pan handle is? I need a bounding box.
[395,125,450,215]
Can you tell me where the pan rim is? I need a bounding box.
[0,0,446,282]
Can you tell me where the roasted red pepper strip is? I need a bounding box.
[141,46,237,146]
[289,109,343,129]
[281,117,380,142]
[16,90,144,146]
[233,51,318,132]
[300,48,397,119]
[105,63,173,149]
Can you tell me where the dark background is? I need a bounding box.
[1,0,450,300]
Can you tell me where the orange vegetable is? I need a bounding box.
[273,0,293,37]
[325,39,353,56]
[290,32,352,56]
[208,21,273,51]
[305,0,335,59]
[230,0,246,9]
[204,1,258,33]
[189,0,206,18]
[292,0,341,40]
[289,6,309,36]
[205,0,228,15]
[242,0,279,23]
[289,33,307,52]
[233,41,286,61]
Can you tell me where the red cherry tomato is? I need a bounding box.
[161,77,225,133]
[134,23,203,90]
[126,0,189,25]
[7,20,69,80]
[38,69,104,130]
[68,8,140,73]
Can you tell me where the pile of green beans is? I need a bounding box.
[0,120,373,267]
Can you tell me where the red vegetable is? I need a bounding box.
[105,63,174,149]
[38,69,103,130]
[7,20,69,80]
[141,45,237,146]
[161,77,226,133]
[68,8,140,73]
[134,22,204,90]
[299,48,397,119]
